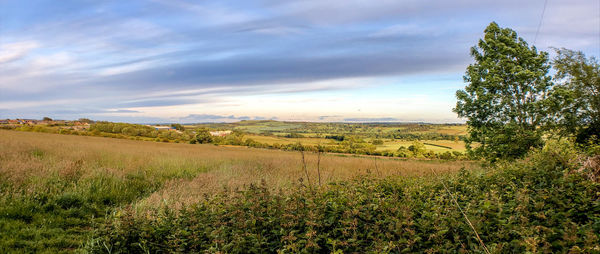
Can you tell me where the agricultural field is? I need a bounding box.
[191,120,469,154]
[0,130,472,253]
[376,140,466,152]
[191,120,468,138]
[1,120,470,158]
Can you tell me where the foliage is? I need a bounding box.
[549,48,600,145]
[171,123,185,131]
[284,132,304,138]
[191,128,213,144]
[1,129,473,252]
[88,141,600,253]
[371,139,384,145]
[89,122,192,143]
[78,118,92,123]
[325,134,346,141]
[455,22,553,161]
[408,141,426,157]
[0,167,165,253]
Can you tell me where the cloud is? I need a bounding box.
[318,115,342,120]
[178,114,253,122]
[0,0,597,122]
[343,117,400,122]
[0,41,39,64]
[107,109,140,113]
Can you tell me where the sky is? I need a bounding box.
[0,0,599,123]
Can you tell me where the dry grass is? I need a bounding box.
[377,140,467,152]
[0,130,474,210]
[246,134,332,146]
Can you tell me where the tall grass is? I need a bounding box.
[88,141,600,253]
[0,130,471,252]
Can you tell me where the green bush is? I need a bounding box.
[88,142,600,253]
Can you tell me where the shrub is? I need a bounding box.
[88,144,600,253]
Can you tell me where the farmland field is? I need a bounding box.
[1,120,471,158]
[191,121,470,154]
[0,130,472,253]
[376,140,466,152]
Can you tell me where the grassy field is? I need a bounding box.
[246,134,468,152]
[191,121,470,154]
[245,134,334,146]
[1,120,469,158]
[377,140,467,152]
[0,130,473,253]
[189,120,468,137]
[1,130,598,253]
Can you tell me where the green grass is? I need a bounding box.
[87,141,600,253]
[1,130,473,253]
[376,140,466,152]
[5,130,597,253]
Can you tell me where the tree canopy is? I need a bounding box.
[454,22,553,161]
[549,48,600,144]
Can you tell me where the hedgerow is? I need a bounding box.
[88,141,600,253]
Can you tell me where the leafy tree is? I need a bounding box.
[42,117,53,121]
[192,128,213,144]
[408,141,426,157]
[549,48,600,144]
[454,22,553,161]
[170,123,185,131]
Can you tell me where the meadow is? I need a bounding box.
[0,130,472,253]
[1,129,598,253]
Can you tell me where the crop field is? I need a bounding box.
[376,140,466,152]
[245,134,334,146]
[189,120,468,137]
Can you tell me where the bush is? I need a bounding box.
[88,143,600,253]
[371,139,384,145]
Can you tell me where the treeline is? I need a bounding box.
[7,122,194,143]
[89,122,193,142]
[382,132,462,141]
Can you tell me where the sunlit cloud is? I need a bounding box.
[0,0,598,122]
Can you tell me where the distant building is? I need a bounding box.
[20,119,38,125]
[209,130,232,137]
[148,125,174,131]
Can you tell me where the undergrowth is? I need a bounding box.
[87,141,600,253]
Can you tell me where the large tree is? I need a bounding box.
[549,48,600,144]
[454,22,553,161]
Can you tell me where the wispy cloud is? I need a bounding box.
[0,41,39,64]
[179,114,251,122]
[0,0,598,122]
